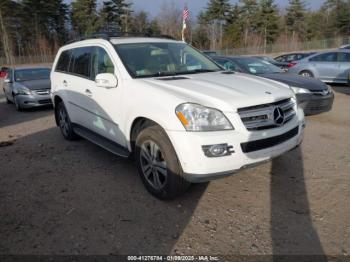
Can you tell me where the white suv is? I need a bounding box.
[51,35,305,199]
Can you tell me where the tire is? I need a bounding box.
[135,125,190,199]
[56,101,78,140]
[13,95,23,111]
[299,70,314,78]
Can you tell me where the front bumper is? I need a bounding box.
[16,93,52,108]
[297,92,334,116]
[166,108,305,183]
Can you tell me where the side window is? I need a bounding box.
[214,58,228,67]
[69,47,92,78]
[286,54,296,62]
[91,47,115,79]
[56,50,71,72]
[337,52,350,62]
[310,52,337,62]
[275,56,284,62]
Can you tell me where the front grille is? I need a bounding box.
[38,99,52,104]
[305,98,332,112]
[238,98,296,131]
[241,126,299,153]
[35,89,50,95]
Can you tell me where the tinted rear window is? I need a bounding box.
[56,50,71,72]
[337,52,350,62]
[310,52,337,62]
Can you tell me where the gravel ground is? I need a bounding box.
[0,86,349,256]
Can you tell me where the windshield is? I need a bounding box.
[114,42,222,78]
[14,68,51,82]
[236,58,283,75]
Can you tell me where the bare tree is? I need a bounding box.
[157,1,182,39]
[0,9,14,65]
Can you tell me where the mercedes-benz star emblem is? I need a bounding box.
[273,107,285,126]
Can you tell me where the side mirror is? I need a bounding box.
[95,73,118,89]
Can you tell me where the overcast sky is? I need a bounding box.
[130,0,325,17]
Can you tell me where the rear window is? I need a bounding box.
[337,52,350,62]
[56,50,71,72]
[310,52,337,62]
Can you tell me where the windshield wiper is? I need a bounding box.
[175,69,221,75]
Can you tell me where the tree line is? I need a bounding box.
[1,0,350,63]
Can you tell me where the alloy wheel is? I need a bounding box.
[58,106,70,137]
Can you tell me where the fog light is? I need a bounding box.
[202,143,234,157]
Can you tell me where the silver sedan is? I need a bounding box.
[3,67,52,111]
[288,50,350,84]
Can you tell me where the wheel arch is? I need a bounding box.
[298,68,315,77]
[53,95,63,126]
[128,116,170,153]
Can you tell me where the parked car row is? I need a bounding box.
[211,56,334,116]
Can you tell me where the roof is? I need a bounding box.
[13,66,51,70]
[110,37,181,45]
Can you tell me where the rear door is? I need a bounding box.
[308,52,338,81]
[336,52,350,82]
[61,47,96,128]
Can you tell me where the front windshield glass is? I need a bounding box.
[114,42,222,78]
[15,68,51,82]
[237,59,282,75]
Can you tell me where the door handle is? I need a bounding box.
[63,80,67,87]
[85,89,92,96]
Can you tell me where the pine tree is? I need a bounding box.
[224,4,243,48]
[321,0,350,36]
[99,0,132,32]
[192,11,211,49]
[203,0,231,49]
[47,0,69,44]
[205,0,231,21]
[239,0,258,46]
[255,0,279,52]
[71,0,99,35]
[286,0,307,41]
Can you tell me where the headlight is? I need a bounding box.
[326,85,332,93]
[290,86,311,94]
[175,103,234,131]
[17,87,31,95]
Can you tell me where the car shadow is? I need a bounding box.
[0,127,207,255]
[0,101,53,129]
[270,146,326,259]
[331,83,350,95]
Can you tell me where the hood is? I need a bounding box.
[16,79,51,90]
[140,72,294,112]
[260,73,327,91]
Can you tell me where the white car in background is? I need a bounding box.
[51,34,305,199]
[288,50,350,84]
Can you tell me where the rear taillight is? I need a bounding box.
[288,62,297,68]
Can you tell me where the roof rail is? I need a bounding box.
[65,32,175,44]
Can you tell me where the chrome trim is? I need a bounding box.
[238,98,296,131]
[34,89,51,95]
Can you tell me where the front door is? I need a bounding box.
[87,46,126,147]
[309,52,338,81]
